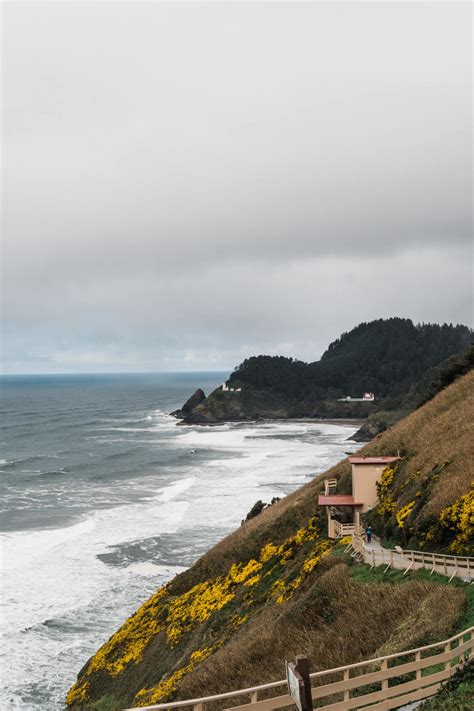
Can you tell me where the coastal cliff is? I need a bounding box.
[173,383,377,424]
[66,369,474,710]
[171,318,471,431]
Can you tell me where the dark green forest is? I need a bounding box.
[229,318,471,401]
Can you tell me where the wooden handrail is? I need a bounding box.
[324,478,338,495]
[124,626,473,711]
[332,521,364,538]
[351,535,474,580]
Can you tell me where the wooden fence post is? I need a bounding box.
[444,642,451,674]
[415,651,422,681]
[343,669,350,702]
[380,659,388,693]
[295,656,313,711]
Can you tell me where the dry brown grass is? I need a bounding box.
[177,561,466,703]
[369,370,473,517]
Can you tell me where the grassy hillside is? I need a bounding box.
[352,344,474,441]
[67,371,474,710]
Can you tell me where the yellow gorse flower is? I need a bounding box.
[439,485,474,554]
[65,680,90,706]
[276,539,332,603]
[377,465,397,514]
[244,575,261,586]
[396,501,415,528]
[65,587,169,703]
[166,559,262,644]
[260,542,279,562]
[135,646,215,706]
[66,514,330,706]
[338,536,352,546]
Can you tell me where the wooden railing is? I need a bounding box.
[350,534,474,581]
[324,479,337,495]
[332,521,363,538]
[124,626,473,711]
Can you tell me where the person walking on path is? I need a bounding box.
[365,525,372,544]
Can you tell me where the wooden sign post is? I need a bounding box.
[285,655,313,711]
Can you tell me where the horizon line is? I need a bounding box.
[0,369,232,377]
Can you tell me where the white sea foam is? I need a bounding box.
[157,476,195,502]
[1,418,358,711]
[0,518,96,573]
[126,561,186,577]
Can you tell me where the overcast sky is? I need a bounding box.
[2,1,472,373]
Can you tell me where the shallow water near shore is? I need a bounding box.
[0,373,358,710]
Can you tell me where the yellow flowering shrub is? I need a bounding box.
[272,579,286,594]
[279,548,294,564]
[229,559,262,583]
[396,501,415,529]
[439,486,474,554]
[166,578,235,644]
[227,613,249,629]
[190,647,215,663]
[165,559,264,644]
[377,465,397,515]
[289,517,320,546]
[339,536,352,546]
[276,586,298,604]
[66,587,169,703]
[276,540,332,603]
[274,517,321,564]
[91,588,167,676]
[244,575,261,586]
[302,540,332,574]
[66,514,330,706]
[135,646,215,706]
[65,680,90,706]
[260,542,279,562]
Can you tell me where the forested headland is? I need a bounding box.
[172,318,472,430]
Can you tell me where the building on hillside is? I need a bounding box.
[318,455,400,538]
[222,382,242,392]
[338,392,375,402]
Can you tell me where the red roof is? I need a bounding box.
[348,456,401,465]
[318,495,362,506]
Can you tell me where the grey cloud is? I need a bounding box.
[2,2,472,373]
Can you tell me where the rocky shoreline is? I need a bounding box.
[171,387,375,439]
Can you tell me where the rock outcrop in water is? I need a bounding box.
[170,388,206,420]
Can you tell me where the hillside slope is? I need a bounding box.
[174,318,470,424]
[67,370,474,710]
[351,343,474,441]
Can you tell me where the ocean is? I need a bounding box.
[0,373,358,710]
